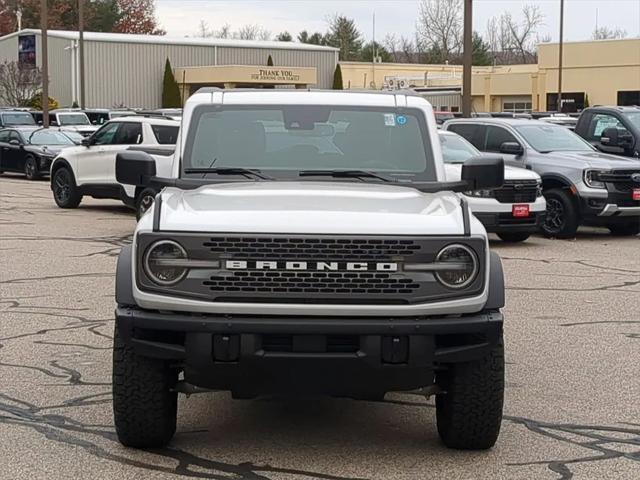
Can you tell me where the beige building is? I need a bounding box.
[340,38,640,113]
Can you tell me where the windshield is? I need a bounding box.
[625,112,640,129]
[2,112,36,126]
[183,106,435,181]
[58,113,91,126]
[439,133,479,163]
[29,129,77,145]
[515,124,593,152]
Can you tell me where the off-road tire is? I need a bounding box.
[112,324,178,448]
[541,188,579,239]
[24,155,40,180]
[496,232,530,243]
[435,335,504,450]
[608,222,640,236]
[52,167,82,208]
[135,187,157,221]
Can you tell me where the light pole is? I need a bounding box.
[40,0,49,127]
[557,0,565,112]
[462,0,473,117]
[78,0,86,109]
[16,10,22,31]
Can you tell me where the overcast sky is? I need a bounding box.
[155,0,640,43]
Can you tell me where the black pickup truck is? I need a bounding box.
[574,106,640,158]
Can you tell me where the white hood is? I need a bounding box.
[443,163,541,182]
[156,181,468,236]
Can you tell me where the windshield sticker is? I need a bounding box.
[396,115,407,126]
[384,114,396,126]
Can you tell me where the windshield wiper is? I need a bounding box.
[183,167,274,180]
[299,170,393,182]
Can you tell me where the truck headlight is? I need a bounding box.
[435,244,478,289]
[584,170,607,189]
[143,240,188,285]
[464,189,494,198]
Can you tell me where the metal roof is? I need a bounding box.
[2,29,339,52]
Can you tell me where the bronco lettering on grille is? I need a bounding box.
[225,260,398,272]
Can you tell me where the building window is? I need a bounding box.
[618,91,640,106]
[503,102,532,113]
[450,106,460,112]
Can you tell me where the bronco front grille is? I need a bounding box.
[203,237,423,260]
[493,180,539,204]
[136,233,487,305]
[204,270,420,295]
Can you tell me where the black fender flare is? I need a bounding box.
[115,245,136,306]
[485,251,505,310]
[49,158,74,189]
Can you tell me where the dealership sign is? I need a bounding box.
[251,69,302,82]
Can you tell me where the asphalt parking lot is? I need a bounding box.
[1,174,639,480]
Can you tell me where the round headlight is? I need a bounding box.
[143,240,188,285]
[435,244,478,289]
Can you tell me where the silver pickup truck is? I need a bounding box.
[444,118,640,238]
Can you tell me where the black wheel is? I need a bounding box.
[435,335,504,450]
[113,324,178,448]
[52,167,82,208]
[541,188,579,239]
[608,222,640,236]
[496,232,530,243]
[135,187,157,221]
[24,156,40,180]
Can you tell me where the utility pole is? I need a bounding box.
[40,0,49,128]
[462,0,473,117]
[78,0,86,109]
[372,11,376,89]
[557,0,565,112]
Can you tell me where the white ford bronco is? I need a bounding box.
[113,89,506,450]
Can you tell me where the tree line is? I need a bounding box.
[196,0,628,66]
[0,0,164,36]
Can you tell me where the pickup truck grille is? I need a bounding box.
[136,233,487,305]
[600,170,640,193]
[493,180,539,204]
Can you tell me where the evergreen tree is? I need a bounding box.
[267,55,274,66]
[161,58,181,108]
[359,42,392,63]
[471,32,492,66]
[325,16,363,61]
[276,31,292,42]
[332,64,343,90]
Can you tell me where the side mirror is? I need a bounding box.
[116,151,157,186]
[461,155,504,190]
[81,137,93,147]
[499,141,524,156]
[601,127,632,148]
[9,139,21,146]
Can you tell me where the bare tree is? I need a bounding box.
[195,20,212,38]
[0,61,43,107]
[217,23,231,38]
[485,4,545,65]
[592,26,627,40]
[416,0,463,63]
[503,5,544,63]
[236,24,270,41]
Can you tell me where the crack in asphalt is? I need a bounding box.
[383,396,640,480]
[0,394,369,480]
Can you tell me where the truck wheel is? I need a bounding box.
[24,156,40,180]
[435,335,504,450]
[135,187,157,221]
[496,232,530,243]
[52,167,82,208]
[112,324,178,448]
[608,222,640,236]
[541,188,579,239]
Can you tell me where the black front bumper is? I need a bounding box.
[116,306,503,398]
[474,210,546,233]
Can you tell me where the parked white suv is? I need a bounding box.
[440,130,546,243]
[50,116,179,211]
